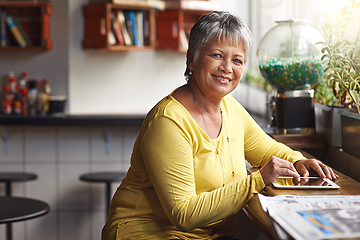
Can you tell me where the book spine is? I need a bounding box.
[135,11,144,47]
[117,10,132,46]
[15,18,31,46]
[128,11,138,46]
[5,14,26,47]
[0,9,6,47]
[123,11,134,45]
[111,13,124,45]
[108,14,117,45]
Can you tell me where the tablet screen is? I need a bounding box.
[272,177,340,189]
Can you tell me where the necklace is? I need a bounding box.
[187,84,235,178]
[187,84,212,134]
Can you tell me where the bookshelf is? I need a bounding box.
[0,2,52,51]
[83,2,157,51]
[156,1,216,52]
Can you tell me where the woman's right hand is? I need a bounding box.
[259,156,300,185]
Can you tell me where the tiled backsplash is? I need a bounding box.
[0,125,139,240]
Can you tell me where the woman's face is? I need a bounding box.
[189,38,245,99]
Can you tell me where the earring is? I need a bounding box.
[189,68,193,75]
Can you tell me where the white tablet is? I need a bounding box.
[272,176,340,189]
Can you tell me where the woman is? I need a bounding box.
[102,11,337,240]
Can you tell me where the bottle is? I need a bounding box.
[19,71,28,90]
[13,85,22,115]
[8,76,17,94]
[2,85,12,115]
[37,79,51,116]
[21,88,29,116]
[27,79,38,116]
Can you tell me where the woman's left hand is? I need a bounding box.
[294,159,338,181]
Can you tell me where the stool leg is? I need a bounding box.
[105,183,111,217]
[5,182,11,196]
[6,223,12,240]
[5,182,12,240]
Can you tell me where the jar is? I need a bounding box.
[257,19,324,91]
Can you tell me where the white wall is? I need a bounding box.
[67,0,250,114]
[0,0,250,115]
[0,1,253,240]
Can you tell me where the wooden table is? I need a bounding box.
[244,169,360,240]
[0,196,50,240]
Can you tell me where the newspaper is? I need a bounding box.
[258,194,360,240]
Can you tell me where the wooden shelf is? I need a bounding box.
[83,3,156,51]
[83,1,217,52]
[156,1,216,52]
[0,2,52,51]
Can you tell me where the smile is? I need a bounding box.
[212,74,232,83]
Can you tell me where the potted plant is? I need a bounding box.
[317,0,360,156]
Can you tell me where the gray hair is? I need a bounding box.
[185,11,253,78]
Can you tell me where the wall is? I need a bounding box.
[0,0,69,100]
[0,125,138,240]
[0,1,255,240]
[68,0,251,114]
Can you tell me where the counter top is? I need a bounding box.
[0,114,145,126]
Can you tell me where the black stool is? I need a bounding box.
[79,171,126,216]
[0,172,38,240]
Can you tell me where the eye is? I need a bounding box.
[233,58,244,65]
[209,53,223,58]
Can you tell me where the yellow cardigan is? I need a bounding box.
[102,93,304,240]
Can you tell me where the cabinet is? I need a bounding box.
[83,2,157,51]
[0,2,52,51]
[156,1,216,52]
[82,1,216,52]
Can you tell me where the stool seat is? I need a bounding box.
[79,172,126,183]
[0,172,38,240]
[0,172,38,196]
[80,171,126,217]
[0,172,37,184]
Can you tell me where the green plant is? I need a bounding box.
[318,0,360,113]
[242,67,272,92]
[314,75,339,106]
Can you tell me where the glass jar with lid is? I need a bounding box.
[257,19,324,91]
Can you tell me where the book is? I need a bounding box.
[4,13,27,47]
[123,11,134,45]
[135,11,144,47]
[0,9,6,47]
[14,18,31,46]
[108,30,117,45]
[127,11,138,46]
[88,0,166,10]
[143,11,150,46]
[111,13,124,45]
[116,10,132,46]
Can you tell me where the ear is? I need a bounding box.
[186,50,194,70]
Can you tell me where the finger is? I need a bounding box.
[278,167,300,179]
[294,162,309,177]
[309,162,326,178]
[319,163,334,179]
[325,166,338,180]
[318,162,338,180]
[274,157,299,173]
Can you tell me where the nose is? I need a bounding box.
[219,59,232,73]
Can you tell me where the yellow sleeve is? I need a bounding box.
[236,103,305,167]
[141,115,265,232]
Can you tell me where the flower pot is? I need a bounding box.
[341,110,360,158]
[314,103,347,147]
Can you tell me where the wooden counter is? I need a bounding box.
[244,169,360,240]
[0,114,145,126]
